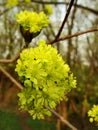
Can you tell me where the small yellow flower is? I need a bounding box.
[88,105,98,123]
[6,0,18,8]
[89,118,93,123]
[44,5,53,15]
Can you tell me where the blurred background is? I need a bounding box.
[0,0,98,130]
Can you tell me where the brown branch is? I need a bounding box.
[70,0,78,30]
[0,28,98,63]
[0,53,20,63]
[0,1,98,16]
[48,28,98,44]
[66,0,77,66]
[32,0,98,15]
[0,65,23,90]
[45,106,78,130]
[0,45,27,64]
[55,0,75,39]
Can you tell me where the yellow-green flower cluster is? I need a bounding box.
[88,105,98,123]
[6,0,31,8]
[44,5,53,15]
[15,40,76,119]
[16,10,50,33]
[6,0,18,8]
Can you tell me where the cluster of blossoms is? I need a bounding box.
[6,0,31,8]
[88,105,98,123]
[16,10,50,33]
[44,5,53,16]
[15,40,76,119]
[6,0,18,8]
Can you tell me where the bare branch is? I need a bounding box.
[0,1,98,17]
[32,0,98,15]
[48,28,98,44]
[0,53,20,63]
[45,106,78,130]
[0,45,27,64]
[0,65,23,90]
[0,28,98,63]
[55,0,75,39]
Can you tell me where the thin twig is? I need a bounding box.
[45,106,78,130]
[0,65,23,90]
[55,0,75,39]
[0,1,98,16]
[0,53,20,63]
[48,28,98,44]
[0,28,98,63]
[32,0,98,15]
[0,45,26,64]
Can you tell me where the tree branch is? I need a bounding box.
[32,0,98,15]
[0,28,98,64]
[0,65,23,90]
[55,0,75,39]
[48,28,98,44]
[0,45,26,64]
[0,1,98,17]
[45,106,78,130]
[0,53,20,63]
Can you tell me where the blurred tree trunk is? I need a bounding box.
[67,0,77,67]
